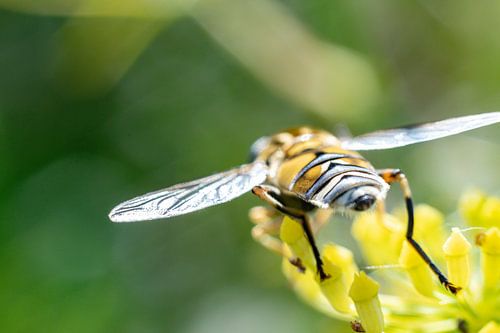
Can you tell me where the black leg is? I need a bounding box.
[252,185,329,281]
[378,169,460,294]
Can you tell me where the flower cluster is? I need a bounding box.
[261,190,500,332]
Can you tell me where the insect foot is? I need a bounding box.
[442,280,462,295]
[255,190,500,333]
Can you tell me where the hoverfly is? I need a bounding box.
[109,112,500,293]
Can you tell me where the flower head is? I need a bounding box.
[255,189,500,332]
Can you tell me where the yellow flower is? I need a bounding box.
[478,321,500,333]
[460,189,500,228]
[477,227,500,291]
[349,272,384,333]
[443,228,472,290]
[398,240,437,298]
[255,191,500,332]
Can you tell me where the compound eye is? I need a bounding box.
[352,194,376,211]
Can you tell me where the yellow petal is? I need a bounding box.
[322,243,358,288]
[316,258,352,314]
[352,212,404,265]
[280,216,315,271]
[349,272,384,333]
[414,205,447,260]
[480,197,500,228]
[443,228,471,289]
[282,257,325,311]
[399,241,437,297]
[478,321,500,333]
[477,227,500,290]
[460,190,500,228]
[459,189,487,226]
[393,204,446,261]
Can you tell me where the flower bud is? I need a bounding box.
[459,189,486,226]
[399,241,436,297]
[478,321,500,333]
[442,228,471,289]
[413,205,446,259]
[322,243,358,288]
[316,254,353,314]
[480,197,500,228]
[352,212,404,265]
[476,227,500,290]
[280,216,315,271]
[349,272,384,333]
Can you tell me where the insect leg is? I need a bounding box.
[252,185,329,280]
[311,209,333,234]
[375,200,386,226]
[378,169,461,294]
[248,206,286,256]
[249,206,307,272]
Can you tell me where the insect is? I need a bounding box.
[109,112,500,293]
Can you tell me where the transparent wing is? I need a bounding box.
[341,112,500,151]
[109,162,268,222]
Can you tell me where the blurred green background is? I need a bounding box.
[1,1,499,332]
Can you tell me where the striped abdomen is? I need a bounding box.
[275,147,388,208]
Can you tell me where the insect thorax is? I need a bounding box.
[251,127,389,210]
